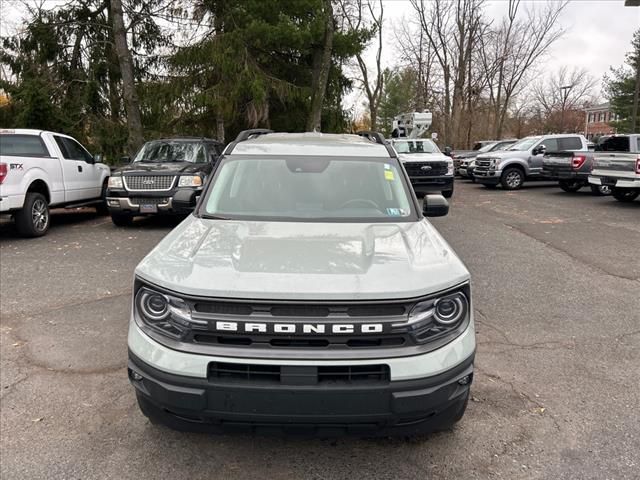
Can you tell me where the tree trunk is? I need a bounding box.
[110,0,144,153]
[216,114,225,143]
[306,0,334,132]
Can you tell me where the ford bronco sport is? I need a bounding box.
[127,130,475,437]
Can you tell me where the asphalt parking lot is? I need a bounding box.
[1,180,638,480]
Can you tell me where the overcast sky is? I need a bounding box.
[347,0,640,112]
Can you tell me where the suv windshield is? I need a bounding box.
[508,136,542,151]
[392,139,440,154]
[203,156,415,222]
[134,141,206,163]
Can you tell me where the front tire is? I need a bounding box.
[500,167,524,190]
[442,189,453,198]
[611,188,639,203]
[96,180,109,215]
[110,212,134,226]
[559,180,583,193]
[15,192,50,237]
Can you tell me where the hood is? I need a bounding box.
[113,162,208,175]
[397,152,450,163]
[136,215,470,301]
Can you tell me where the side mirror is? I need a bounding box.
[93,154,103,163]
[423,194,449,217]
[444,146,452,156]
[172,189,198,211]
[533,144,546,156]
[120,155,131,164]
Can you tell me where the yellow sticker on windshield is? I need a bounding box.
[384,170,394,181]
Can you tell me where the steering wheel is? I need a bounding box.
[338,198,381,211]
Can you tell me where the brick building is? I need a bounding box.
[585,103,618,139]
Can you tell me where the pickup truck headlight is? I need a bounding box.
[178,175,203,187]
[135,286,200,339]
[394,286,470,345]
[447,160,454,176]
[108,176,123,189]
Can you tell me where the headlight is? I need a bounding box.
[178,175,203,187]
[108,176,123,189]
[135,286,201,339]
[447,160,454,176]
[396,287,470,345]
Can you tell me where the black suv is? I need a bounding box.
[106,137,224,226]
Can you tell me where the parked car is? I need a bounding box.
[450,140,500,163]
[0,129,110,237]
[542,151,610,195]
[457,139,518,179]
[127,129,475,437]
[473,134,588,190]
[106,137,224,226]
[389,137,455,198]
[589,134,640,202]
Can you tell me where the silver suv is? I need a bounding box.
[127,130,475,437]
[474,134,588,190]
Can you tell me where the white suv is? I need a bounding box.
[127,130,475,437]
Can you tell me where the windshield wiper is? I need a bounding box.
[201,213,231,220]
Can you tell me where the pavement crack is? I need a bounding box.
[505,222,639,283]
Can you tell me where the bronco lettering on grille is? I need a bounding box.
[214,321,385,335]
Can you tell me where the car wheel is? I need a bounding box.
[111,213,134,226]
[559,180,583,193]
[500,168,524,190]
[611,188,639,202]
[590,184,611,196]
[15,192,50,237]
[483,183,497,189]
[442,189,453,198]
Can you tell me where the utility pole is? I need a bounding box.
[559,85,572,133]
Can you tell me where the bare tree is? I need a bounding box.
[532,66,598,132]
[408,0,483,148]
[479,0,568,138]
[339,0,384,130]
[306,0,335,132]
[110,0,144,153]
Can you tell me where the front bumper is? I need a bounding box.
[106,188,198,215]
[408,175,454,193]
[473,168,500,185]
[129,350,474,436]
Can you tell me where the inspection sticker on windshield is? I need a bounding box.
[386,208,405,217]
[384,170,394,181]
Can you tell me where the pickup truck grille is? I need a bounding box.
[123,175,175,191]
[403,162,448,177]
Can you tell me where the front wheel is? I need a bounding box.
[442,189,453,199]
[500,167,524,190]
[611,188,639,203]
[559,180,583,193]
[590,184,611,196]
[15,192,50,237]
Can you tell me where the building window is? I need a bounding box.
[588,113,592,123]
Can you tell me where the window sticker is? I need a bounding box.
[386,208,406,217]
[384,170,394,181]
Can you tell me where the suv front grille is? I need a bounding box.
[208,362,390,384]
[123,175,175,191]
[403,161,448,177]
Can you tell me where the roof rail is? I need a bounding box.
[356,130,397,158]
[225,129,274,154]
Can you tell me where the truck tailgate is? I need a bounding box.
[593,153,636,173]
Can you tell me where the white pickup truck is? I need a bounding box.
[0,129,110,236]
[588,134,640,203]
